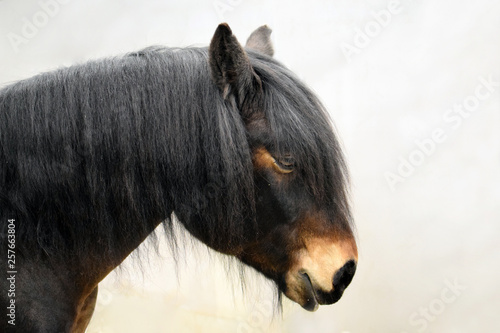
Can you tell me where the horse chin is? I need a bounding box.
[281,271,320,312]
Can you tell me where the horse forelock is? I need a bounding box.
[248,52,352,229]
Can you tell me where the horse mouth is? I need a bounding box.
[297,271,347,312]
[299,272,319,311]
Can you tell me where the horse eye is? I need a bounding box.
[273,155,295,174]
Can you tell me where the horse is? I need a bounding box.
[0,23,358,332]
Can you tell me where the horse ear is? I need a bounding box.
[245,25,274,57]
[209,23,262,109]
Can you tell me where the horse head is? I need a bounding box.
[207,24,358,311]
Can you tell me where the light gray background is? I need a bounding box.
[1,0,499,332]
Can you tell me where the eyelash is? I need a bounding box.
[273,155,295,173]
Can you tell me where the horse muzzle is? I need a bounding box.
[298,260,356,311]
[284,235,358,311]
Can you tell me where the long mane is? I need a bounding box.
[0,46,351,263]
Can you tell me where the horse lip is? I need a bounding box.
[299,271,345,308]
[299,272,319,312]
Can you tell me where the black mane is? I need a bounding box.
[0,46,350,263]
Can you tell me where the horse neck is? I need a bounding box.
[72,51,215,284]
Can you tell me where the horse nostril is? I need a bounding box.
[333,260,356,293]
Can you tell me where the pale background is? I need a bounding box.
[0,0,499,332]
